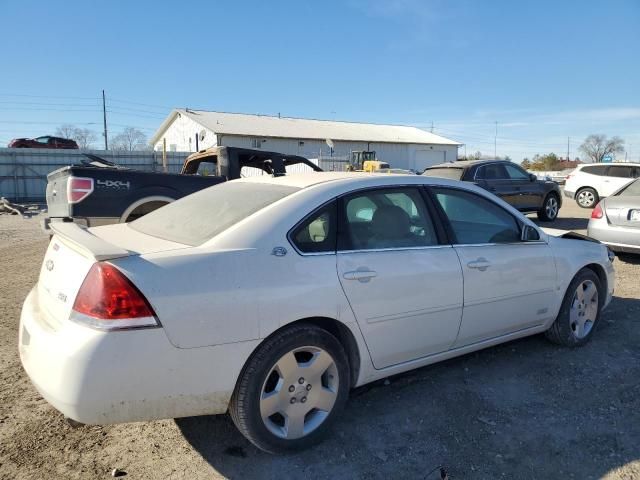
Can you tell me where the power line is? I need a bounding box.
[0,92,99,101]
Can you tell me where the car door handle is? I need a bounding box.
[343,269,378,282]
[467,258,491,271]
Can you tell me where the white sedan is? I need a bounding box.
[20,172,615,453]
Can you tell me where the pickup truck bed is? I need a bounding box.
[44,147,321,230]
[46,166,219,226]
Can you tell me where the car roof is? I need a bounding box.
[578,162,640,168]
[425,159,508,169]
[237,171,465,189]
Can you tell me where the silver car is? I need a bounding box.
[587,178,640,254]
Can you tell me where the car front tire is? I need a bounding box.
[576,188,598,208]
[537,193,559,221]
[229,323,350,454]
[545,268,602,347]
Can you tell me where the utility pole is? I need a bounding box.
[567,137,570,162]
[102,90,108,150]
[494,121,497,159]
[430,121,434,133]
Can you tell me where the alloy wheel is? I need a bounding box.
[569,280,598,339]
[259,346,339,440]
[545,196,559,219]
[577,190,595,207]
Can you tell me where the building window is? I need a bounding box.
[251,138,262,149]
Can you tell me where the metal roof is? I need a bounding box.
[151,109,461,146]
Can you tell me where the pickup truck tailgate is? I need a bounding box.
[46,167,73,218]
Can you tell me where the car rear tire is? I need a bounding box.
[545,268,602,347]
[229,323,350,454]
[537,193,559,221]
[576,188,598,208]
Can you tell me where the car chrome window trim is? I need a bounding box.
[452,241,547,248]
[287,182,547,257]
[337,244,453,254]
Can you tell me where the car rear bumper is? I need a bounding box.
[563,189,575,199]
[587,219,640,254]
[19,287,258,424]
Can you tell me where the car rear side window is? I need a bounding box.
[290,202,337,254]
[607,166,634,178]
[582,165,608,176]
[130,182,299,246]
[422,167,464,180]
[432,188,521,244]
[339,188,438,250]
[477,164,509,180]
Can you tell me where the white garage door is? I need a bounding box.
[413,150,447,172]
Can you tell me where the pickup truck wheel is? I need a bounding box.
[545,269,602,347]
[576,188,598,208]
[537,193,559,222]
[229,323,350,454]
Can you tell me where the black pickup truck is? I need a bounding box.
[44,146,322,230]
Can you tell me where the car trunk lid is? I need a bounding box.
[36,222,189,330]
[603,196,640,228]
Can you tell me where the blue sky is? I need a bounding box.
[1,0,639,161]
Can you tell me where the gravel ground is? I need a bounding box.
[0,200,639,480]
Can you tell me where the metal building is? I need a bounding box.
[151,109,461,172]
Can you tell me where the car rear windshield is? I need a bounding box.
[422,167,464,180]
[617,179,640,197]
[129,182,300,245]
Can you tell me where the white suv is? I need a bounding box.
[564,163,640,208]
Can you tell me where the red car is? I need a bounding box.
[8,136,79,149]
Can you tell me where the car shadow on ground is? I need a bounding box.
[617,253,640,265]
[176,296,640,479]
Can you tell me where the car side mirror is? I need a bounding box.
[521,224,540,242]
[529,173,537,182]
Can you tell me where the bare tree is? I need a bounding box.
[55,124,76,140]
[579,134,624,163]
[54,124,98,149]
[73,128,97,149]
[111,127,148,151]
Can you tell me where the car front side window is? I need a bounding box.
[340,188,438,251]
[432,188,521,244]
[505,164,529,180]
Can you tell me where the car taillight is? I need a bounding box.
[67,176,94,204]
[565,174,572,180]
[71,263,159,330]
[591,203,603,219]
